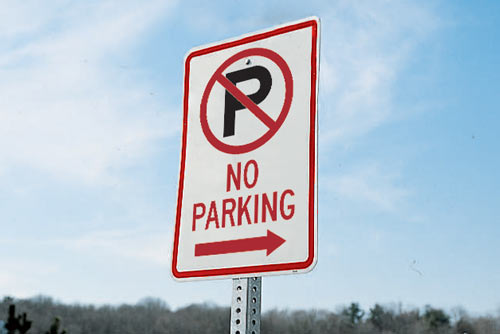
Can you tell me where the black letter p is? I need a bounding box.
[223,66,272,137]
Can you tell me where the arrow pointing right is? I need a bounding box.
[195,230,286,257]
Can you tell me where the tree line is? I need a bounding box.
[1,296,499,333]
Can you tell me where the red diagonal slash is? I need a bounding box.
[215,73,277,130]
[195,230,286,257]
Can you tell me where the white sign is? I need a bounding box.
[172,17,319,280]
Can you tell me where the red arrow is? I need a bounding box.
[195,230,286,257]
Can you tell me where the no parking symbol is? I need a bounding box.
[200,48,294,154]
[173,17,320,280]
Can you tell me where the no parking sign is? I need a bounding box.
[172,17,320,280]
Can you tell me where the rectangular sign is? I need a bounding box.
[172,17,320,280]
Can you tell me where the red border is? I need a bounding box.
[172,18,318,279]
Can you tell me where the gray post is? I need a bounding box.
[230,277,262,334]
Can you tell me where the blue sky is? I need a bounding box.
[1,0,499,315]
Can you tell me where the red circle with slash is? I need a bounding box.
[200,48,293,154]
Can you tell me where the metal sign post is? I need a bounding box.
[230,277,262,334]
[172,15,320,333]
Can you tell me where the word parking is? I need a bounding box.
[191,160,295,231]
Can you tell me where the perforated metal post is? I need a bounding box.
[230,277,261,334]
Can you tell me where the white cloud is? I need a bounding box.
[319,0,439,145]
[0,259,60,298]
[0,226,170,266]
[62,228,171,266]
[0,0,178,184]
[0,273,33,298]
[324,164,410,213]
[317,1,438,219]
[0,0,61,41]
